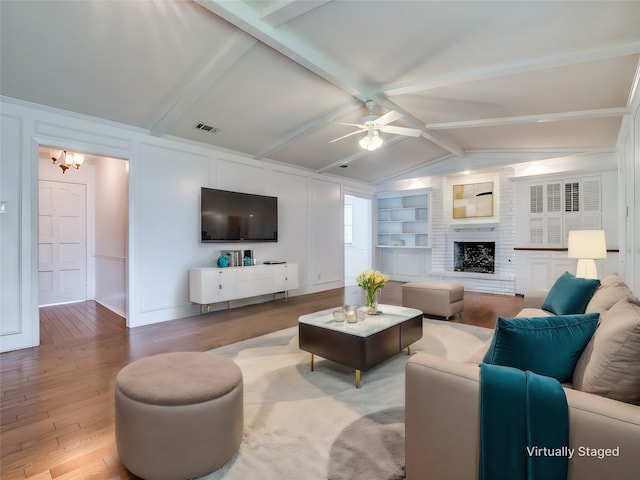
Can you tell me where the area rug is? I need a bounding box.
[200,319,493,480]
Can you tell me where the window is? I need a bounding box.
[527,177,602,247]
[547,183,561,212]
[564,182,580,212]
[344,203,353,246]
[530,185,543,213]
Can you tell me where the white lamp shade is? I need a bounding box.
[567,230,607,259]
[72,153,85,167]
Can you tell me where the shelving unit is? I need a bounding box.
[376,193,429,248]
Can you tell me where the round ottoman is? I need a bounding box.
[115,352,243,480]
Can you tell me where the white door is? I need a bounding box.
[39,180,87,306]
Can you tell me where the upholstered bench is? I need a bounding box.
[402,281,464,320]
[115,352,243,480]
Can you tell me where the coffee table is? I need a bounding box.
[298,304,423,388]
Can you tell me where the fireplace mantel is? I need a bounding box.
[449,222,499,232]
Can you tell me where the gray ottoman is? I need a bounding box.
[115,352,243,480]
[402,281,464,320]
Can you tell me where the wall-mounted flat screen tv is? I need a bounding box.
[201,187,278,242]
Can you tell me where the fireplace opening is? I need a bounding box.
[454,241,495,274]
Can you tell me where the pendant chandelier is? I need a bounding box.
[50,150,85,173]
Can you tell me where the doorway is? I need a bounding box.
[344,194,372,286]
[38,148,128,319]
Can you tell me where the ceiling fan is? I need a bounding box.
[329,101,422,151]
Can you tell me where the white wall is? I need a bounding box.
[95,156,127,316]
[0,98,372,351]
[0,114,34,352]
[617,83,640,296]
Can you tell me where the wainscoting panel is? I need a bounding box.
[379,249,431,281]
[397,252,423,277]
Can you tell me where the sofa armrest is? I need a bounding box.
[564,388,640,480]
[405,353,480,480]
[405,353,640,480]
[523,289,549,309]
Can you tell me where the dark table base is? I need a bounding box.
[298,313,423,388]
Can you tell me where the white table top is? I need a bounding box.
[298,304,423,338]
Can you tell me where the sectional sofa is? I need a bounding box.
[405,273,640,480]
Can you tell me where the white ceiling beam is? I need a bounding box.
[384,41,640,96]
[196,0,466,158]
[418,129,465,157]
[150,31,256,137]
[255,100,362,159]
[196,0,369,102]
[425,107,632,130]
[260,1,331,27]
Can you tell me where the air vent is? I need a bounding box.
[195,123,219,134]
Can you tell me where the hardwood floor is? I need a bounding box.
[0,283,522,480]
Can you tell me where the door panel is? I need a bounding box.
[38,181,87,306]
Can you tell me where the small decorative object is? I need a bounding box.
[344,305,358,323]
[217,255,229,267]
[356,307,366,322]
[356,270,389,314]
[333,310,345,322]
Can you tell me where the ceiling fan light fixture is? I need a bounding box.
[359,131,383,151]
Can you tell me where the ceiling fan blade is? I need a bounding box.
[329,129,367,143]
[378,125,422,137]
[374,110,403,126]
[332,122,366,128]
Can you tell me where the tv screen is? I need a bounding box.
[201,187,278,242]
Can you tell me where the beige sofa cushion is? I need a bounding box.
[585,273,633,315]
[573,296,640,405]
[466,339,491,364]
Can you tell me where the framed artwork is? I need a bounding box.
[452,182,493,218]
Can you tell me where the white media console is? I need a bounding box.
[189,263,299,313]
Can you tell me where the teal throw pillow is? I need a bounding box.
[482,313,599,382]
[542,271,600,315]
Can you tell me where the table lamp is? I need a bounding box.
[567,230,607,279]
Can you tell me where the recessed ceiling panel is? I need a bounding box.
[327,138,449,183]
[393,55,639,123]
[281,1,640,85]
[169,42,353,155]
[0,0,235,128]
[271,123,363,171]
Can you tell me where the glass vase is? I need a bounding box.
[365,290,379,314]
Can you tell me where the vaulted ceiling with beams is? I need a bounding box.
[2,1,639,184]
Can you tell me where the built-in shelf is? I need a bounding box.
[376,193,430,248]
